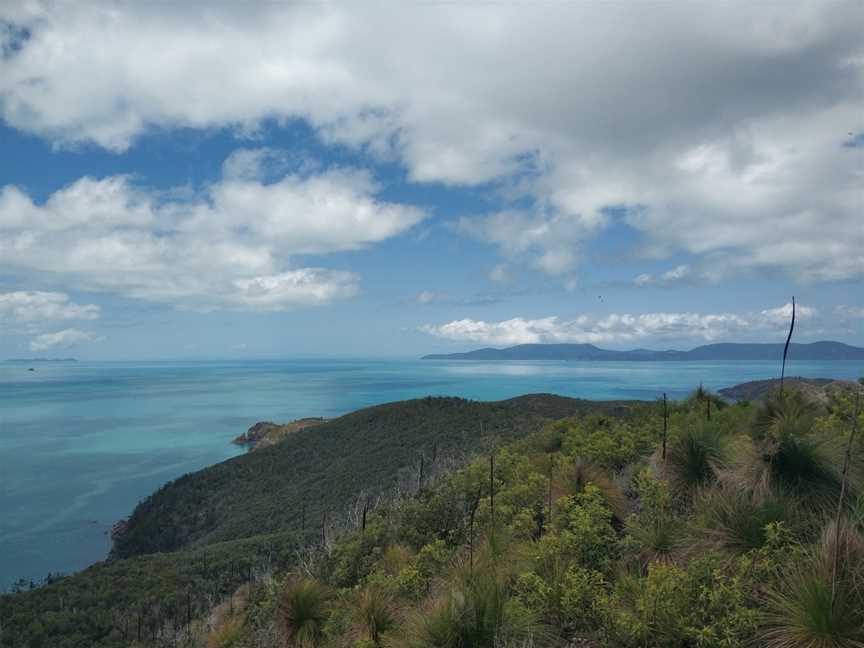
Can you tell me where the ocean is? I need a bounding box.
[1,357,861,588]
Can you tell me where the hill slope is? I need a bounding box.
[423,340,864,361]
[0,393,641,648]
[113,394,636,559]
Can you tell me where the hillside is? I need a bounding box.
[2,383,863,648]
[113,394,637,558]
[423,340,864,361]
[0,393,641,647]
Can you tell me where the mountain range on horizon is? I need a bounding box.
[422,340,864,361]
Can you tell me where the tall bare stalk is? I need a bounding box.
[780,296,796,395]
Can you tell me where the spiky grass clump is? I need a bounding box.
[761,522,864,648]
[626,514,686,567]
[351,586,399,647]
[409,570,548,647]
[752,390,818,443]
[665,424,726,498]
[277,578,330,647]
[695,487,794,553]
[747,391,843,511]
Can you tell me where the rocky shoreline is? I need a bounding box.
[231,417,327,450]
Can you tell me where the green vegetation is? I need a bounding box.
[0,394,634,647]
[114,395,634,558]
[3,384,863,647]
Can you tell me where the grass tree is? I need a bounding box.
[664,423,726,500]
[762,522,864,648]
[277,578,330,648]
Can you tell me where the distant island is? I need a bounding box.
[423,340,864,361]
[4,357,78,363]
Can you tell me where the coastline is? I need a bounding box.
[4,361,862,591]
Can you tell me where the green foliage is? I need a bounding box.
[117,395,611,559]
[349,586,399,647]
[744,390,847,512]
[665,422,726,497]
[8,387,861,648]
[559,566,609,632]
[695,488,796,553]
[761,523,864,648]
[542,485,620,573]
[408,570,545,648]
[278,578,331,647]
[327,522,391,588]
[557,414,658,470]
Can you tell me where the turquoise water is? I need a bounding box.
[1,358,862,588]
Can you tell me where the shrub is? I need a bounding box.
[559,566,609,632]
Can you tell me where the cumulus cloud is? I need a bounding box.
[0,158,423,310]
[458,209,601,276]
[633,265,694,287]
[420,303,819,346]
[231,269,358,310]
[1,2,862,282]
[0,291,99,323]
[757,302,817,327]
[29,328,99,351]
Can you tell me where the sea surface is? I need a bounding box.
[1,357,862,588]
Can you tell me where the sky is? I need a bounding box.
[0,1,862,360]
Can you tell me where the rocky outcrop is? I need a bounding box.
[232,417,326,449]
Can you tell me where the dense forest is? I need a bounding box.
[2,382,862,647]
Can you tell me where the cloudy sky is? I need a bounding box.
[0,1,862,359]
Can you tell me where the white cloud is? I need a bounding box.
[633,265,694,287]
[420,303,821,346]
[757,302,817,327]
[458,209,599,276]
[230,269,358,310]
[0,159,423,310]
[662,265,691,282]
[221,148,290,181]
[2,3,862,282]
[0,291,99,323]
[29,328,99,351]
[416,291,449,305]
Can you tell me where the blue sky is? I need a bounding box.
[0,2,862,359]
